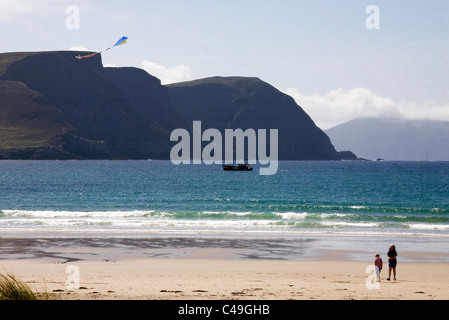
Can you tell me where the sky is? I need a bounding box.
[1,0,449,129]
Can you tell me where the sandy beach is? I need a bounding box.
[2,258,449,300]
[0,237,448,300]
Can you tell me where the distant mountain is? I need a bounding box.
[325,118,449,161]
[0,50,356,161]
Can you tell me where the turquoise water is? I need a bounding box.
[0,161,448,237]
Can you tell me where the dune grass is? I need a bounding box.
[0,271,42,300]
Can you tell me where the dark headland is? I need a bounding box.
[0,51,357,161]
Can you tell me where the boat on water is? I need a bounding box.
[222,163,253,171]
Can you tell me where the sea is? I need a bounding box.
[1,160,448,261]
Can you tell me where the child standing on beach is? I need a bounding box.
[374,253,383,282]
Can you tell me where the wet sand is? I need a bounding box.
[0,237,448,300]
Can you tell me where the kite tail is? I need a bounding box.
[76,52,99,60]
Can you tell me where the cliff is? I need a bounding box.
[0,51,355,161]
[0,51,172,159]
[166,77,350,160]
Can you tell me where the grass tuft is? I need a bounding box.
[0,271,38,300]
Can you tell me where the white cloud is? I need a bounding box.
[141,60,192,85]
[282,87,449,130]
[103,63,119,68]
[69,45,90,51]
[396,99,449,122]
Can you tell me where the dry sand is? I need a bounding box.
[1,251,448,300]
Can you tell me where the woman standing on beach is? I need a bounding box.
[387,244,397,280]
